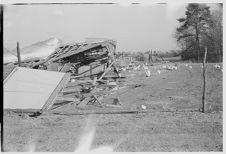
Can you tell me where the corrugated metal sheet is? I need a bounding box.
[4,67,67,110]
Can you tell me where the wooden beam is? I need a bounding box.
[49,45,72,61]
[90,65,92,76]
[16,42,21,67]
[31,46,69,68]
[50,101,73,111]
[55,96,79,102]
[90,93,103,107]
[98,61,114,81]
[76,96,91,107]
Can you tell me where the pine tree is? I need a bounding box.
[176,3,211,62]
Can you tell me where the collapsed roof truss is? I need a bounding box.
[32,40,117,68]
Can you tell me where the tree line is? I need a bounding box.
[176,3,223,62]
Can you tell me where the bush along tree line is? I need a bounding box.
[176,3,223,62]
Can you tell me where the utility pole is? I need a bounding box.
[16,42,21,67]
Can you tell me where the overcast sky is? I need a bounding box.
[3,3,219,52]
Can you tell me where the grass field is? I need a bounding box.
[3,62,222,152]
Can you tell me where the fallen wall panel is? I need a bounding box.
[4,67,69,110]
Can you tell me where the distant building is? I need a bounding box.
[118,53,135,62]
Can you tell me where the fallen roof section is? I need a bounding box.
[32,40,116,69]
[4,67,70,111]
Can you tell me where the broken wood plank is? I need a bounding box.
[76,96,91,107]
[90,93,103,107]
[49,45,73,60]
[98,61,114,81]
[55,96,79,102]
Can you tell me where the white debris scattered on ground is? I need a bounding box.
[185,64,188,67]
[189,65,192,69]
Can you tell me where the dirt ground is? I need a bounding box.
[3,62,223,152]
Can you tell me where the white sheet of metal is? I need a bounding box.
[4,67,66,109]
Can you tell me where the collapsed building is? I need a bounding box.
[4,39,125,115]
[32,40,120,80]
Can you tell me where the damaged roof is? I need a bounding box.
[32,40,116,68]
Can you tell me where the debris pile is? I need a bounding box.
[4,39,128,115]
[50,75,125,112]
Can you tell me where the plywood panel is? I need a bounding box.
[4,67,66,110]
